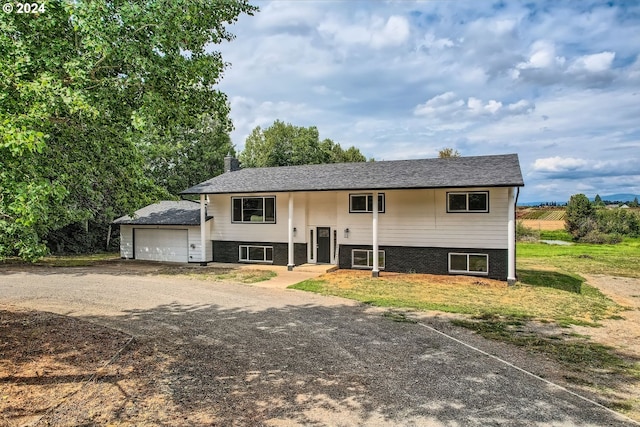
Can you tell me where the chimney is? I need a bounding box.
[224,154,240,173]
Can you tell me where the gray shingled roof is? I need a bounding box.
[181,154,524,195]
[113,201,210,225]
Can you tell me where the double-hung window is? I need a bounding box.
[232,196,276,223]
[349,193,385,213]
[447,191,488,213]
[449,253,488,274]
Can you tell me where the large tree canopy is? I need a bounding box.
[0,0,257,260]
[239,120,368,168]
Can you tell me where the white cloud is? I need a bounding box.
[569,51,615,73]
[372,15,410,48]
[419,33,455,50]
[413,92,464,116]
[318,14,409,50]
[414,93,533,119]
[518,40,566,70]
[533,156,589,172]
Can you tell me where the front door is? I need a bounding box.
[317,227,331,263]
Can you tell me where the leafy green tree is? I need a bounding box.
[239,120,367,167]
[0,0,257,259]
[631,197,639,208]
[438,148,461,158]
[593,194,605,207]
[565,194,595,239]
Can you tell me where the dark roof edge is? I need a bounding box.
[113,216,213,226]
[180,183,524,195]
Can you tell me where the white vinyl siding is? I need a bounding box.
[208,187,510,252]
[209,193,306,244]
[449,253,489,275]
[337,188,509,249]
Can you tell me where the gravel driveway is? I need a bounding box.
[0,264,636,426]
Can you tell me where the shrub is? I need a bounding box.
[579,231,623,244]
[596,209,640,237]
[579,231,606,244]
[516,221,540,241]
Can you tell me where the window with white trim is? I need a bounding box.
[447,191,488,213]
[448,253,488,274]
[232,196,276,223]
[349,193,385,213]
[239,245,273,263]
[352,249,385,269]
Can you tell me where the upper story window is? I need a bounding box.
[232,196,276,223]
[349,193,385,213]
[447,191,489,213]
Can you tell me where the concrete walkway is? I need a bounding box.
[206,262,335,289]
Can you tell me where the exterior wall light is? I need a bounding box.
[344,228,350,238]
[293,227,297,237]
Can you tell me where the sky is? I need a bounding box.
[213,0,640,203]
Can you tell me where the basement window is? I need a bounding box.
[448,253,488,275]
[352,249,385,269]
[239,245,273,263]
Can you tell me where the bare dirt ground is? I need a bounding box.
[575,275,640,359]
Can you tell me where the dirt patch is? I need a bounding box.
[574,275,640,359]
[328,269,507,288]
[0,308,209,426]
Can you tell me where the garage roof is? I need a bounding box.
[113,201,211,226]
[180,154,524,195]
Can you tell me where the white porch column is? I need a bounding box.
[200,194,207,266]
[287,193,294,271]
[507,187,516,285]
[372,191,379,277]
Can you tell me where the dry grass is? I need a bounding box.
[291,270,620,325]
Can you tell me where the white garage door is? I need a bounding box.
[134,229,189,262]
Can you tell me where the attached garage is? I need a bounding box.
[114,200,213,263]
[134,228,188,262]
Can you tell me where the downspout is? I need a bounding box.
[507,187,518,285]
[372,191,379,277]
[200,194,207,266]
[287,193,294,271]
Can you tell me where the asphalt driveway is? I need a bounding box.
[0,264,636,426]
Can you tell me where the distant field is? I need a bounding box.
[520,219,565,230]
[518,208,566,221]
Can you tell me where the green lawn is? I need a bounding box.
[518,237,640,278]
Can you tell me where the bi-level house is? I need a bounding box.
[115,154,524,283]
